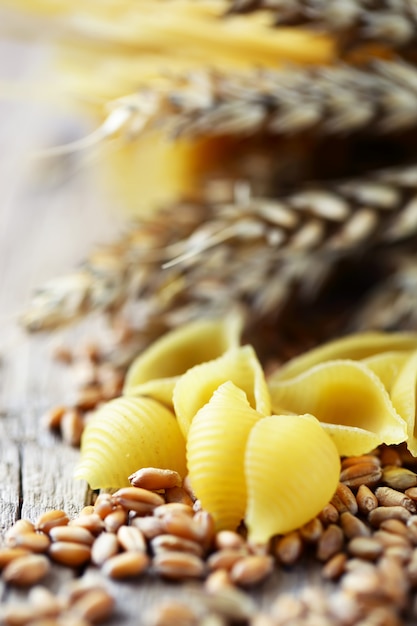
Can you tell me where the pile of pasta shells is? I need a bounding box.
[75,315,417,544]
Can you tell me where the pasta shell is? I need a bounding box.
[269,360,406,455]
[123,378,177,409]
[245,414,340,544]
[74,397,187,489]
[320,424,382,458]
[270,332,417,383]
[390,351,417,456]
[174,345,270,438]
[123,313,243,404]
[361,351,411,393]
[186,381,262,531]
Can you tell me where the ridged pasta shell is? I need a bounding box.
[245,414,340,544]
[270,332,417,383]
[174,345,270,438]
[390,351,417,456]
[123,313,243,405]
[74,397,187,489]
[186,381,262,531]
[362,351,411,393]
[269,360,406,455]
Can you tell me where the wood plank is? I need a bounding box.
[20,441,89,522]
[0,423,20,535]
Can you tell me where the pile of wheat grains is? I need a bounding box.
[4,336,417,626]
[2,449,417,626]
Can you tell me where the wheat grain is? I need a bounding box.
[35,509,70,533]
[48,542,92,567]
[49,526,95,546]
[103,509,128,533]
[128,467,182,491]
[2,554,50,587]
[382,467,417,490]
[69,588,115,623]
[101,551,150,579]
[229,554,274,586]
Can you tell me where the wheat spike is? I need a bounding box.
[103,60,417,143]
[227,0,417,51]
[20,162,417,354]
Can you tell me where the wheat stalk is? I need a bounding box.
[226,0,417,51]
[21,162,417,352]
[98,60,417,149]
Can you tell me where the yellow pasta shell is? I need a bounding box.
[270,332,417,383]
[186,381,262,531]
[174,345,271,438]
[320,424,382,458]
[123,313,243,404]
[269,360,406,455]
[361,351,411,393]
[123,378,178,410]
[74,397,187,489]
[245,414,340,544]
[390,350,417,456]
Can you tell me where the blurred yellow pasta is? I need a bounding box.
[123,313,242,406]
[75,396,187,489]
[173,344,270,438]
[245,414,340,544]
[74,317,417,541]
[186,381,261,531]
[269,360,406,456]
[361,351,411,393]
[270,332,417,383]
[390,351,417,456]
[320,424,383,458]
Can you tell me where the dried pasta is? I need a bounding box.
[173,344,270,438]
[390,351,417,456]
[123,313,242,406]
[270,332,417,383]
[186,381,262,531]
[74,396,187,489]
[361,351,412,393]
[245,414,340,544]
[319,424,383,458]
[269,360,406,456]
[74,319,417,541]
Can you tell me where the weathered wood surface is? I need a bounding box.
[0,37,321,623]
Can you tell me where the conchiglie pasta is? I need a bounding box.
[123,313,243,404]
[390,351,417,456]
[186,381,262,531]
[361,351,411,393]
[245,414,340,544]
[320,424,383,458]
[74,397,187,489]
[124,378,178,409]
[174,345,270,438]
[270,332,417,383]
[269,360,406,456]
